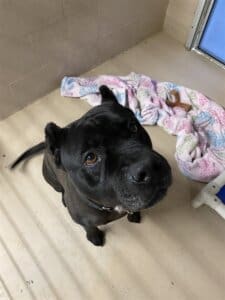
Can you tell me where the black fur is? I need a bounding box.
[11,85,172,246]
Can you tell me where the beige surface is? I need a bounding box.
[0,0,169,120]
[164,0,199,44]
[1,32,225,300]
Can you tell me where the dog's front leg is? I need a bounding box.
[84,225,105,246]
[127,212,141,223]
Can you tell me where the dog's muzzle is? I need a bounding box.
[117,151,172,212]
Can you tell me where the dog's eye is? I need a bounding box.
[84,152,98,166]
[129,123,138,133]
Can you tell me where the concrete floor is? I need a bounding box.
[1,32,225,300]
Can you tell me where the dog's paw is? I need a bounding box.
[127,212,141,223]
[86,228,105,246]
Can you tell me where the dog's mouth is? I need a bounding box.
[117,186,169,212]
[83,185,169,214]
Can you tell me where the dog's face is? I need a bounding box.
[45,86,172,212]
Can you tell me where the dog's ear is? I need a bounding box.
[99,85,118,104]
[45,122,64,166]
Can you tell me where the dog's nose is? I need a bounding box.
[128,164,151,184]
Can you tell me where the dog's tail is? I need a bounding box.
[10,142,45,169]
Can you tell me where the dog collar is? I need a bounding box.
[86,197,114,212]
[86,197,133,214]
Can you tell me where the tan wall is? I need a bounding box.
[0,0,169,120]
[163,0,199,44]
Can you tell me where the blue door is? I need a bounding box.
[199,0,225,64]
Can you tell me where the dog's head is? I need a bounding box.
[45,86,172,212]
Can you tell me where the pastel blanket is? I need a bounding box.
[61,72,225,182]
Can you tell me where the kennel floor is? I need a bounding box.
[1,32,225,300]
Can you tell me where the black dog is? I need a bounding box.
[11,86,172,246]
